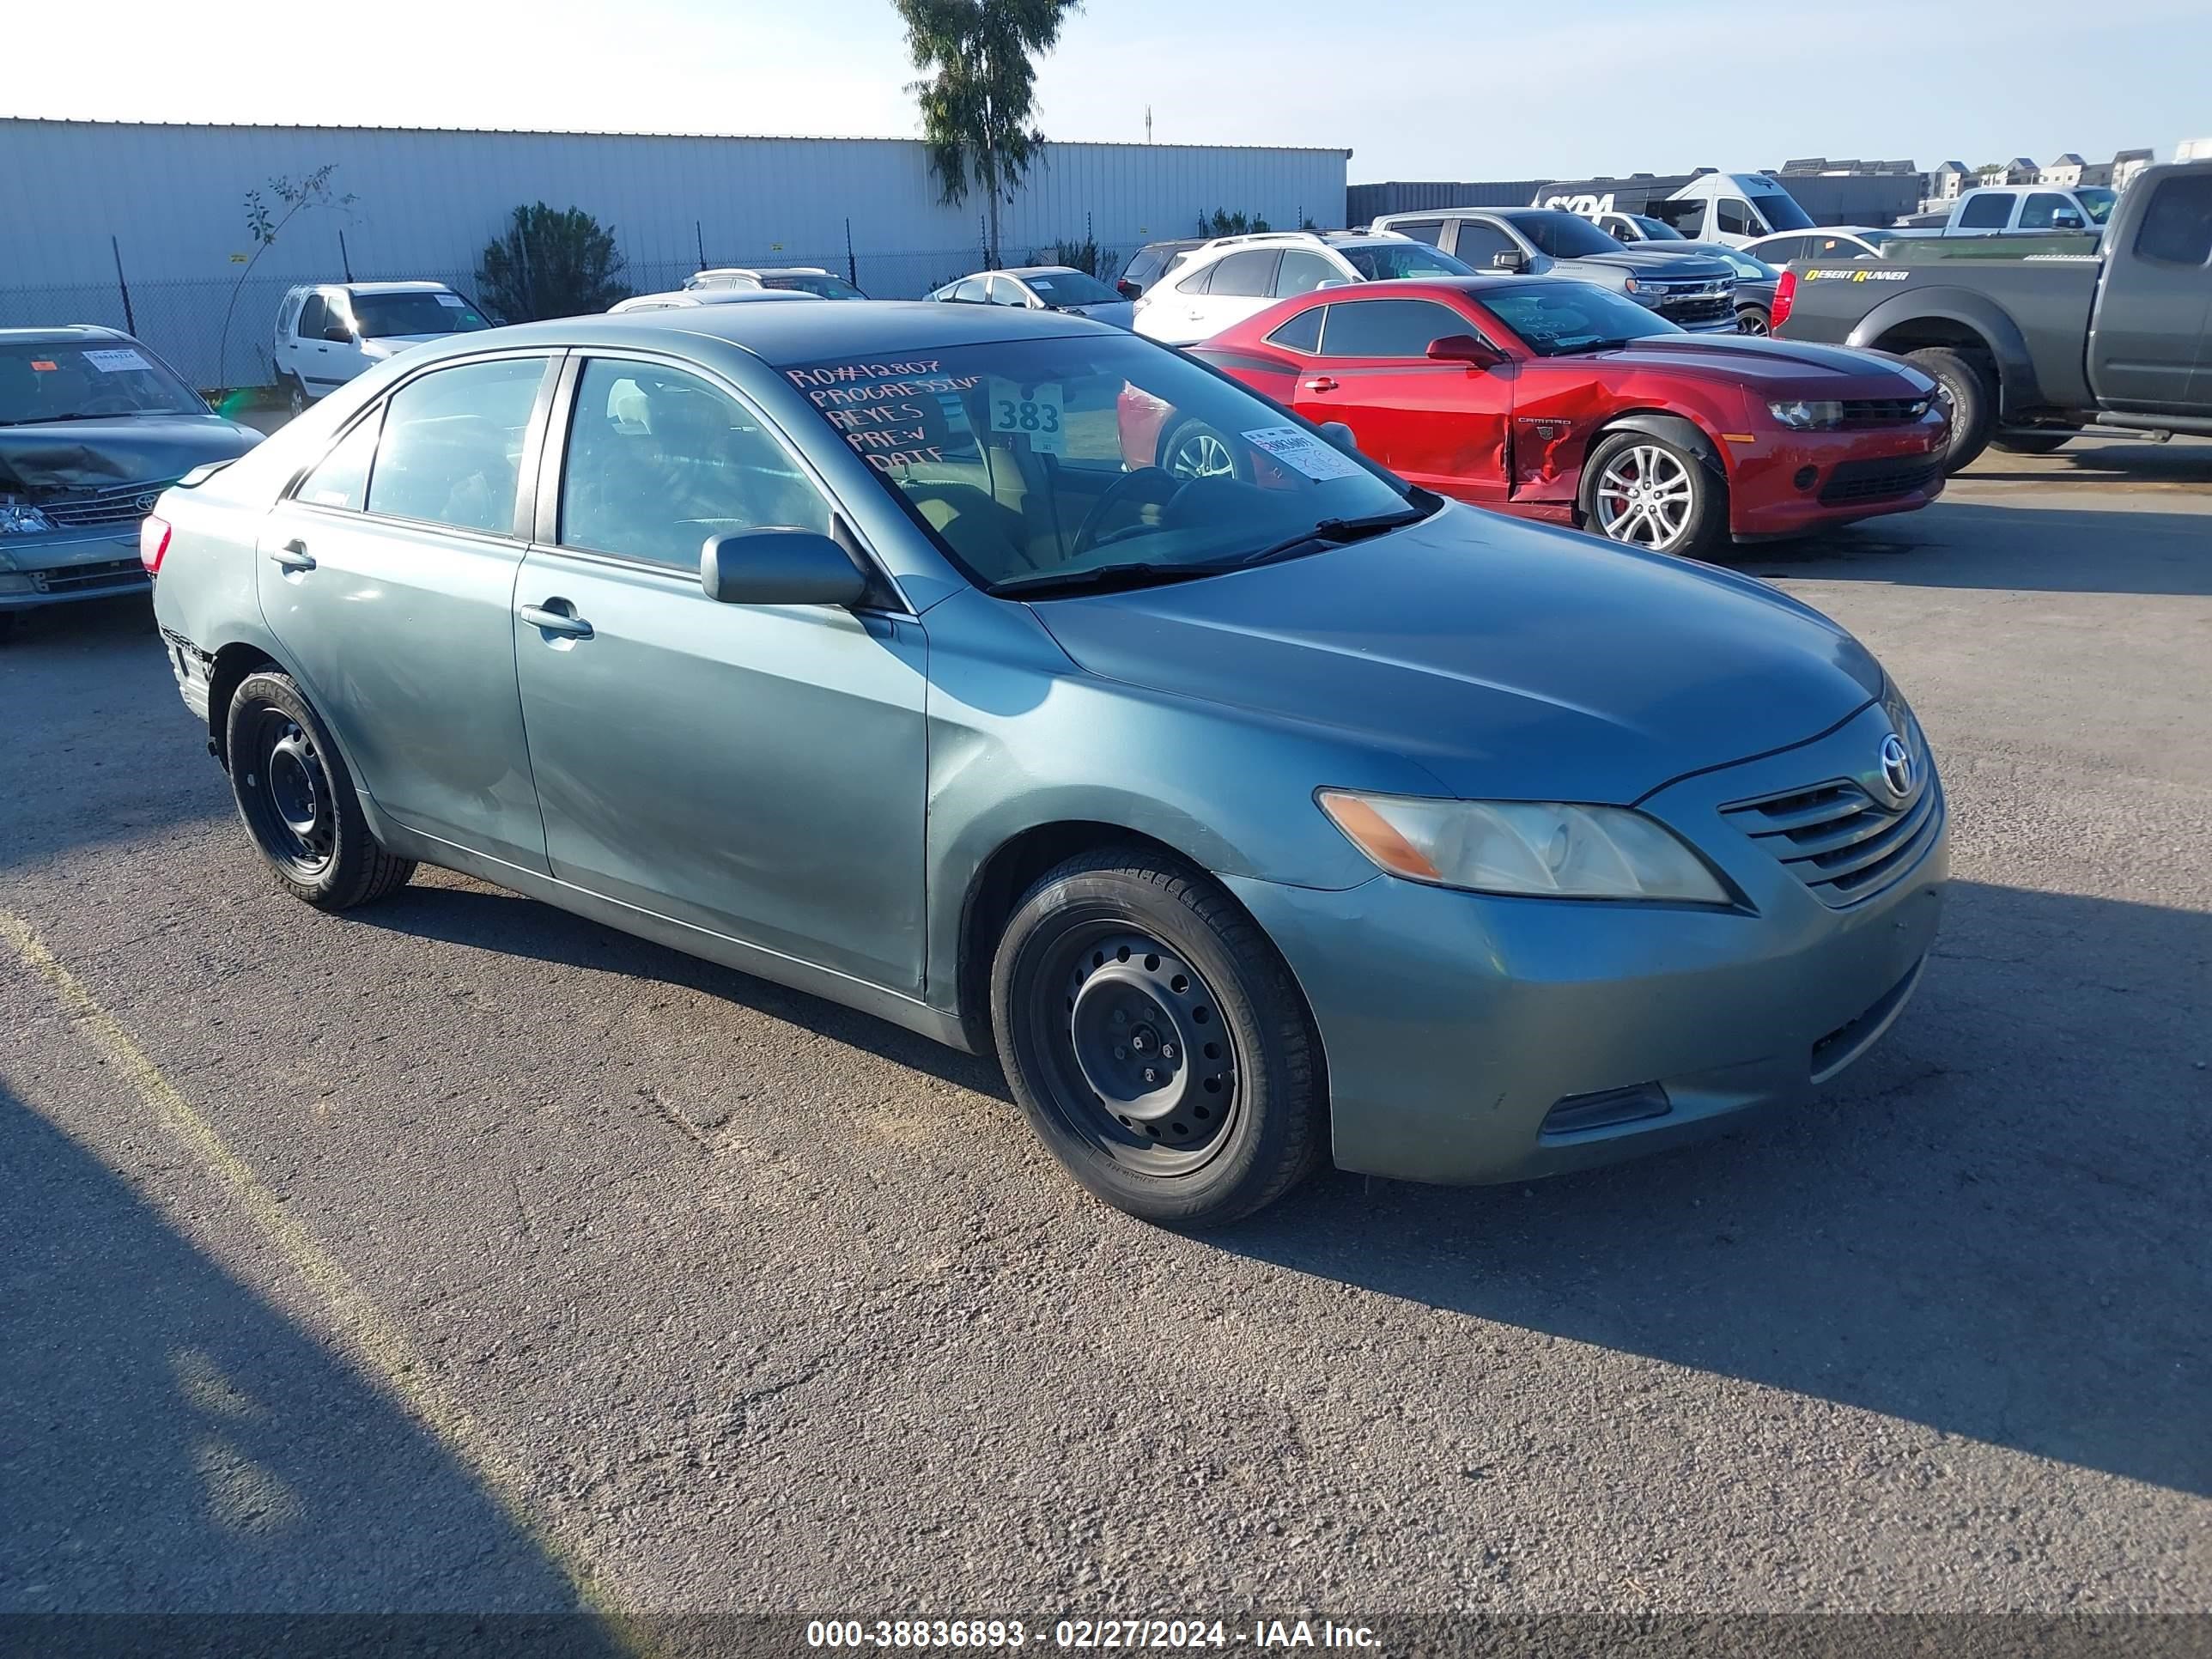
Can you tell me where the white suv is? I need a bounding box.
[273,282,489,413]
[1132,231,1476,346]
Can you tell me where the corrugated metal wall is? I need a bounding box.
[0,119,1347,384]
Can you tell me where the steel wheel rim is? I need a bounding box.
[1030,922,1241,1175]
[240,707,335,878]
[1595,445,1696,550]
[1165,430,1234,482]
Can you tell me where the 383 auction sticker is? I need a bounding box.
[988,379,1065,454]
[1242,424,1364,481]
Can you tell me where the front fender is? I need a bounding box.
[1847,288,2041,413]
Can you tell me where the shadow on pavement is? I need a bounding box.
[1213,878,2211,1498]
[0,1083,620,1627]
[1737,501,2212,596]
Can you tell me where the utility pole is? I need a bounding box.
[1145,106,1153,144]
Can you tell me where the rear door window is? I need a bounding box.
[2133,173,2212,265]
[1959,193,2014,229]
[1206,249,1282,297]
[364,356,547,535]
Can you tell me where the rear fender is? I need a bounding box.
[1849,289,2040,414]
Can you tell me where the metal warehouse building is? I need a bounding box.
[0,118,1349,387]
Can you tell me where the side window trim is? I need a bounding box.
[533,347,913,616]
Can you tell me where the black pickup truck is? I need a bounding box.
[1772,159,2212,471]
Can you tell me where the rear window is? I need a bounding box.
[1336,242,1474,280]
[1959,194,2014,229]
[763,272,866,300]
[1024,270,1118,306]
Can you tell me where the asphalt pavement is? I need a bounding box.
[3,440,2207,1621]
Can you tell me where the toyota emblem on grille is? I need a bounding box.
[135,493,157,511]
[1879,732,1915,801]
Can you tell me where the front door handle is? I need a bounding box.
[269,540,316,572]
[519,602,593,640]
[1304,376,1340,392]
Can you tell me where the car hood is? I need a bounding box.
[1028,507,1882,805]
[1589,334,1930,395]
[0,413,262,495]
[1566,248,1740,283]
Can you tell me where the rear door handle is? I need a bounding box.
[519,602,593,639]
[1304,377,1340,392]
[269,541,316,572]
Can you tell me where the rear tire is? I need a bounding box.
[1158,419,1244,483]
[225,670,414,910]
[1907,346,1996,473]
[990,848,1323,1228]
[284,374,308,417]
[1990,432,2073,456]
[1580,428,1728,557]
[1737,304,1772,336]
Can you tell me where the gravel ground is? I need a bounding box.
[2,439,2206,1621]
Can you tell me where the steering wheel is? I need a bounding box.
[1069,466,1180,558]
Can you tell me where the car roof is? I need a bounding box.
[1001,266,1085,278]
[331,281,455,295]
[473,299,1115,368]
[0,324,133,345]
[616,289,819,309]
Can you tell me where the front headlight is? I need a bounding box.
[1316,790,1730,903]
[1621,277,1640,294]
[1768,399,1845,430]
[0,502,58,535]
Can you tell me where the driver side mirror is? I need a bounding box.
[324,321,356,343]
[1317,421,1359,456]
[1426,333,1503,367]
[701,529,868,607]
[2052,211,2084,230]
[1490,249,1529,273]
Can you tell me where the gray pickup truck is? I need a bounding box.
[1772,159,2212,471]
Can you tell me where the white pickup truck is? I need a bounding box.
[1901,185,2116,236]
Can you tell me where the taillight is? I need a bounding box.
[1771,269,1796,331]
[140,514,172,574]
[1117,281,1140,301]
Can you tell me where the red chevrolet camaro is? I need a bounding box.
[1153,277,1948,556]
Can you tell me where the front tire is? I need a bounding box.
[1581,428,1727,556]
[990,848,1323,1228]
[225,671,414,909]
[1158,419,1243,483]
[1907,346,1996,473]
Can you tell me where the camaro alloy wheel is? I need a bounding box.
[991,850,1322,1228]
[1593,442,1699,551]
[1163,422,1237,483]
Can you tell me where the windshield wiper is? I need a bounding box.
[0,410,150,425]
[993,562,1233,599]
[1230,507,1429,569]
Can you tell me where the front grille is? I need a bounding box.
[1653,293,1735,325]
[1818,456,1943,504]
[1839,398,1928,427]
[1722,775,1942,908]
[30,557,148,595]
[40,480,176,528]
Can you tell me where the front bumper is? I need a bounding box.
[1726,414,1949,538]
[1224,702,1948,1186]
[0,527,150,611]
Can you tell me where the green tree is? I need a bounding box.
[477,204,629,322]
[895,0,1082,269]
[217,164,356,388]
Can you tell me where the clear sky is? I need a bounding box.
[8,0,2206,180]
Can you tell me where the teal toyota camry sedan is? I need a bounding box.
[146,302,1945,1227]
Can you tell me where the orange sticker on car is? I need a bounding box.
[30,360,58,371]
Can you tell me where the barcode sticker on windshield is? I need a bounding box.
[82,348,151,374]
[1242,425,1364,481]
[988,380,1065,455]
[434,293,465,307]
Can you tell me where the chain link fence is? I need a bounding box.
[0,241,1068,395]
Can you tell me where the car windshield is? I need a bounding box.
[1477,287,1683,356]
[763,272,867,300]
[1507,212,1629,258]
[781,334,1420,595]
[2076,187,2118,224]
[1753,191,1816,231]
[1721,248,1778,279]
[349,292,491,338]
[1630,215,1685,240]
[0,340,206,424]
[1337,241,1474,280]
[1024,270,1119,306]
